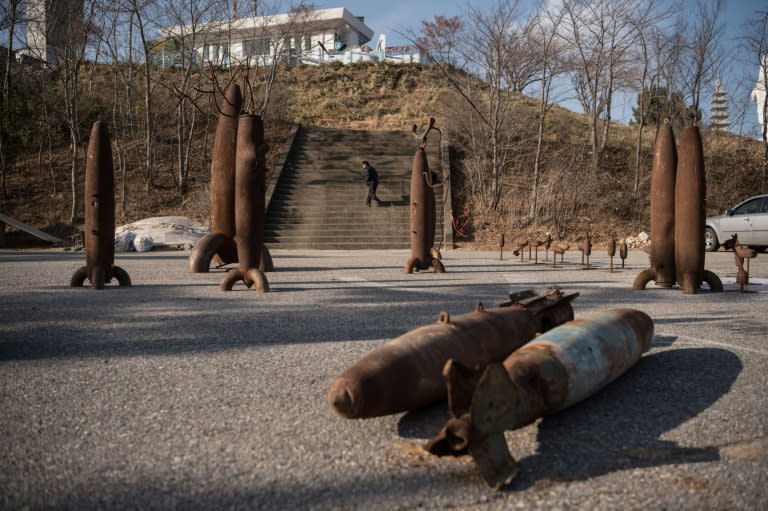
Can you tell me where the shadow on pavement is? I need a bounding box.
[397,346,741,490]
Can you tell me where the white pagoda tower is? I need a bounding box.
[710,75,730,132]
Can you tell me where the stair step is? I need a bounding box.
[266,126,448,249]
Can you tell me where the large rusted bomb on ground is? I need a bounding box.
[327,289,578,419]
[674,126,722,294]
[189,84,242,272]
[219,114,270,292]
[426,308,653,489]
[71,121,131,289]
[404,129,444,273]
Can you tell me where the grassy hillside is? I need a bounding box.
[1,61,764,248]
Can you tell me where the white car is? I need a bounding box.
[704,194,768,252]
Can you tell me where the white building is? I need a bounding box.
[161,7,429,68]
[21,0,82,64]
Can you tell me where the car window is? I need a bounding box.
[733,197,766,215]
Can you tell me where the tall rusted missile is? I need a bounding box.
[405,147,444,273]
[675,126,722,294]
[327,288,578,419]
[71,121,131,289]
[220,114,269,292]
[426,308,653,490]
[633,124,676,288]
[189,84,242,272]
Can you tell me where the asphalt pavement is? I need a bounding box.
[0,247,766,510]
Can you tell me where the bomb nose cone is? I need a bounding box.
[327,378,362,418]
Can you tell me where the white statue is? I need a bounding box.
[750,54,767,129]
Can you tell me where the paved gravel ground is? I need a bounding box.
[1,247,766,510]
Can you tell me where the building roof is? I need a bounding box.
[163,7,374,46]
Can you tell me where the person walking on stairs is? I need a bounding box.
[363,160,382,207]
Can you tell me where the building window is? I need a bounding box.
[203,44,218,61]
[243,38,270,56]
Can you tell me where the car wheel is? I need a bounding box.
[704,227,719,252]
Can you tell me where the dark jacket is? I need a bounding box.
[364,164,378,184]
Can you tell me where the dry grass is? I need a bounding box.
[1,62,763,249]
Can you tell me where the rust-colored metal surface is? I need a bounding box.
[633,125,722,293]
[512,239,528,262]
[580,232,592,269]
[71,121,131,289]
[607,236,616,272]
[426,308,653,490]
[731,235,758,292]
[220,114,269,292]
[551,243,568,268]
[327,288,578,419]
[189,85,242,272]
[405,120,445,273]
[675,126,723,294]
[652,123,677,287]
[675,126,706,293]
[619,241,628,268]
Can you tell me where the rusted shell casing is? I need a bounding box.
[650,124,677,287]
[71,122,130,289]
[427,308,652,489]
[219,114,269,292]
[84,121,116,279]
[675,127,706,294]
[234,114,266,270]
[210,84,242,265]
[327,298,576,419]
[405,148,437,273]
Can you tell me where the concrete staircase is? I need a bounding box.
[265,127,449,250]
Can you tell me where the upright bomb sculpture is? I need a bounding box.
[634,124,722,293]
[71,121,131,289]
[189,84,241,271]
[426,308,653,489]
[327,288,578,419]
[405,118,445,273]
[188,85,274,274]
[219,114,270,292]
[675,126,722,294]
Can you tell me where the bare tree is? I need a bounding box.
[155,0,222,194]
[527,2,567,219]
[0,0,26,198]
[742,8,768,192]
[46,0,101,224]
[676,0,725,126]
[414,0,525,212]
[558,0,653,173]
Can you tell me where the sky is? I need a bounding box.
[316,0,765,136]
